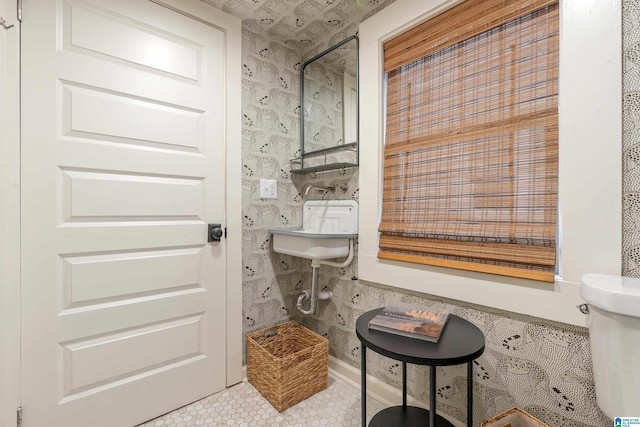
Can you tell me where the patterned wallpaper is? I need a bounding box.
[202,0,392,56]
[203,0,633,425]
[239,26,303,347]
[225,0,396,358]
[624,0,640,276]
[298,273,609,426]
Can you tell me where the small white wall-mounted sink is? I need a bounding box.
[269,200,358,260]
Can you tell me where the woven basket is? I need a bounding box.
[481,407,549,427]
[246,321,328,412]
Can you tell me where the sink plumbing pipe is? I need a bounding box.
[296,239,355,315]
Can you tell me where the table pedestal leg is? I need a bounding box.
[361,345,367,427]
[429,365,436,426]
[402,362,407,407]
[467,361,473,427]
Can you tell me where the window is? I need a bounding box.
[378,0,559,282]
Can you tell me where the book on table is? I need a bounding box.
[368,305,450,343]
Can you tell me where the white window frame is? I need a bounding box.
[358,0,622,327]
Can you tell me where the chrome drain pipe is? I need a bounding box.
[296,265,317,315]
[296,240,353,315]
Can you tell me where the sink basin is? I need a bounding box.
[270,228,357,259]
[269,200,358,260]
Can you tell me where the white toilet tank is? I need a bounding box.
[580,274,640,418]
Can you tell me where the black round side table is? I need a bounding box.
[356,308,485,427]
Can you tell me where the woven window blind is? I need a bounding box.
[379,0,559,282]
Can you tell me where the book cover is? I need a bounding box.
[368,306,450,343]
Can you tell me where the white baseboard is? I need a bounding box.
[328,355,465,427]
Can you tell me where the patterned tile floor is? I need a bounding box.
[139,374,386,427]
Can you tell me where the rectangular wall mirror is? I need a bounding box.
[292,36,358,174]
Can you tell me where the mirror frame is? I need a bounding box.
[295,35,359,174]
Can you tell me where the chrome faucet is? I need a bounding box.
[303,183,348,195]
[303,184,333,195]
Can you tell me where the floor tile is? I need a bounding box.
[139,374,386,427]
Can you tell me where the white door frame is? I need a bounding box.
[1,0,21,425]
[0,1,242,425]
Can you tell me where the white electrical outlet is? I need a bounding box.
[259,179,278,199]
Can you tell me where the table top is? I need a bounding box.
[356,308,485,366]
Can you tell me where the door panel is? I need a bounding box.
[65,4,201,81]
[62,83,205,152]
[61,248,201,306]
[59,168,204,220]
[60,315,203,396]
[21,0,234,425]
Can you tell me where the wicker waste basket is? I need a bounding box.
[246,321,328,412]
[481,407,549,427]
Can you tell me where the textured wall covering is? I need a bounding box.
[624,0,640,276]
[299,276,610,426]
[200,0,627,425]
[215,0,396,355]
[240,26,304,345]
[203,0,393,54]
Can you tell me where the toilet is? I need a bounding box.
[580,274,640,418]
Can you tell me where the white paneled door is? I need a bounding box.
[20,1,237,425]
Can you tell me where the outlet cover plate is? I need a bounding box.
[259,179,278,199]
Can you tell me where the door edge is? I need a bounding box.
[1,0,21,425]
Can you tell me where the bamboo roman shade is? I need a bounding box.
[378,0,559,282]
